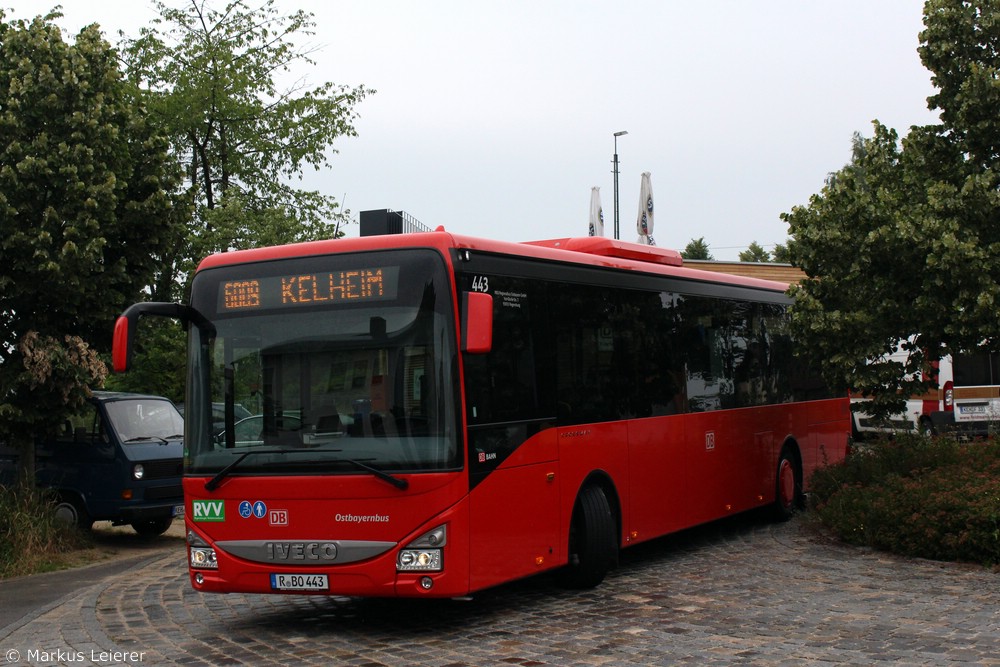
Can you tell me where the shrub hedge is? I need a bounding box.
[810,433,1000,566]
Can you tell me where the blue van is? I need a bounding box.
[0,391,184,536]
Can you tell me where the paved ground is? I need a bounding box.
[1,512,998,666]
[0,523,186,632]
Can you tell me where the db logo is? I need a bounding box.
[477,451,496,463]
[269,509,288,526]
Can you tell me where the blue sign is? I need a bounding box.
[239,500,252,518]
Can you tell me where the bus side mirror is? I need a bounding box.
[112,302,214,373]
[112,314,134,373]
[461,292,493,354]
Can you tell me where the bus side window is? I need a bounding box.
[464,277,544,424]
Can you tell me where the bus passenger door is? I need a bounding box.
[467,426,559,591]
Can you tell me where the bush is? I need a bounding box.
[0,479,91,578]
[810,433,1000,566]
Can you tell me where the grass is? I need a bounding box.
[810,433,1000,567]
[0,479,93,578]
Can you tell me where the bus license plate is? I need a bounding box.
[172,504,185,517]
[270,573,329,591]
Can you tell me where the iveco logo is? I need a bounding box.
[265,542,338,561]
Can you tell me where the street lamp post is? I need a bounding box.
[612,130,628,240]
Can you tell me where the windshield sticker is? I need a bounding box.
[239,500,268,519]
[192,499,225,522]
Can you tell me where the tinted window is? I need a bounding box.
[462,268,823,427]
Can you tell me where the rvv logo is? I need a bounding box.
[192,499,225,522]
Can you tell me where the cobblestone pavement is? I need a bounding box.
[2,513,999,666]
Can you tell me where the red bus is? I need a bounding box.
[113,231,849,598]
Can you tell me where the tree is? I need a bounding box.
[771,243,791,263]
[738,242,771,263]
[681,237,713,260]
[782,0,1000,417]
[0,10,182,478]
[120,0,372,300]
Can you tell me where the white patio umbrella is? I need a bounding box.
[588,186,604,237]
[636,171,655,246]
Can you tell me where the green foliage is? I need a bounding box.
[919,0,1000,172]
[811,434,1000,566]
[120,0,372,299]
[103,318,185,403]
[782,2,1000,419]
[771,243,791,263]
[681,237,713,260]
[0,478,90,578]
[738,241,771,263]
[0,10,182,461]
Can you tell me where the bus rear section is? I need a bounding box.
[114,231,849,598]
[458,240,849,593]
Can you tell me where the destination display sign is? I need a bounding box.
[219,266,400,311]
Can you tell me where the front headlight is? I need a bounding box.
[190,547,218,569]
[133,463,145,480]
[397,548,442,571]
[188,529,218,569]
[397,524,446,572]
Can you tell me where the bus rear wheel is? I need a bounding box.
[557,484,618,589]
[772,449,802,522]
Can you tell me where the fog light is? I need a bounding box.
[194,573,204,585]
[190,546,218,569]
[420,577,433,590]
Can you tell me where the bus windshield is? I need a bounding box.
[184,248,460,477]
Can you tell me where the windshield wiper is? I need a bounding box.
[124,436,167,444]
[204,448,408,492]
[335,456,409,490]
[205,449,285,491]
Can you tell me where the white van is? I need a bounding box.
[852,349,1000,438]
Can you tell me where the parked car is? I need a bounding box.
[216,414,303,448]
[177,401,252,433]
[0,391,184,536]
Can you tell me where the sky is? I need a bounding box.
[3,1,940,260]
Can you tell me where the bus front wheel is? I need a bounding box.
[557,484,618,589]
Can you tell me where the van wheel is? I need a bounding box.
[131,517,173,538]
[772,448,802,522]
[53,495,93,531]
[557,484,618,589]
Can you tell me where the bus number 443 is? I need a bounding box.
[471,276,489,293]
